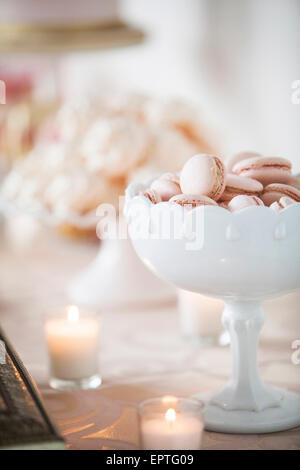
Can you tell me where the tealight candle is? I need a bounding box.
[45,305,101,390]
[139,396,204,450]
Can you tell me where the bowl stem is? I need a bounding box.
[210,299,283,411]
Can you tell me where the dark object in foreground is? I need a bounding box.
[0,327,65,450]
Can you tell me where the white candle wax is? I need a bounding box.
[45,306,100,381]
[178,289,223,339]
[141,408,203,450]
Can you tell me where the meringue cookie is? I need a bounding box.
[81,116,151,178]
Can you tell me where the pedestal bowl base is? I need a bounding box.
[197,389,300,434]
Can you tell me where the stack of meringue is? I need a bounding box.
[1,93,214,227]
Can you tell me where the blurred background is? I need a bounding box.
[1,0,300,169]
[73,0,300,167]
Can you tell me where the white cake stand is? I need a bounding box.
[0,200,174,309]
[125,177,300,434]
[67,235,175,309]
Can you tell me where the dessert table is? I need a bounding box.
[0,221,299,450]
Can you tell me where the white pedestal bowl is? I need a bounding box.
[125,178,300,434]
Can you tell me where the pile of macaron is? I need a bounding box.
[141,152,300,212]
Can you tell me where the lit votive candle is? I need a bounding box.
[45,305,101,390]
[139,396,204,450]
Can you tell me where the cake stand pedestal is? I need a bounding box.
[67,237,175,309]
[197,299,300,434]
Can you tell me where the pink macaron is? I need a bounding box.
[228,195,264,212]
[232,156,292,186]
[220,174,263,202]
[226,151,262,173]
[261,183,300,206]
[180,154,226,201]
[160,172,181,185]
[287,174,300,190]
[142,189,162,204]
[150,174,181,201]
[270,196,297,212]
[169,193,218,209]
[219,201,230,210]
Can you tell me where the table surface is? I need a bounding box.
[0,220,300,450]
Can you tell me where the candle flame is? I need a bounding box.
[165,408,176,423]
[67,305,79,324]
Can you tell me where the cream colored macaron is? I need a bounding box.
[150,173,181,201]
[169,193,218,209]
[228,195,264,212]
[180,154,226,201]
[226,151,262,173]
[142,189,162,204]
[270,196,297,211]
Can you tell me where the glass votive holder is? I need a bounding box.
[177,289,224,345]
[138,396,204,450]
[44,305,101,390]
